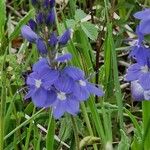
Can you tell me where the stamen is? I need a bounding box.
[141,65,149,73]
[79,80,86,86]
[57,92,67,101]
[35,79,42,88]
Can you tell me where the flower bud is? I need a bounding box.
[58,29,73,46]
[46,8,55,25]
[48,32,58,47]
[36,38,47,54]
[21,25,38,43]
[28,19,37,31]
[36,12,45,25]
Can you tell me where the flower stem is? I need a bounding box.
[71,116,80,150]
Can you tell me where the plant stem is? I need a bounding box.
[71,116,80,150]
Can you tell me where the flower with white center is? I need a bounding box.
[35,79,42,88]
[57,92,67,101]
[79,80,86,86]
[141,65,149,73]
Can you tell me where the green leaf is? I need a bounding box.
[0,0,6,40]
[81,22,98,41]
[118,130,130,150]
[75,9,87,21]
[9,9,34,41]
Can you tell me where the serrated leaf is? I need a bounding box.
[81,22,98,41]
[75,9,87,21]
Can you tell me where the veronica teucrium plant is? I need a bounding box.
[125,8,150,101]
[21,0,104,119]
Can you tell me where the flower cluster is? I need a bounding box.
[125,8,150,101]
[22,0,104,119]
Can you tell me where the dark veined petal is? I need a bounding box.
[25,86,37,99]
[125,63,145,81]
[139,73,150,90]
[131,80,144,101]
[52,100,66,119]
[46,8,55,25]
[144,90,150,100]
[33,58,49,72]
[56,53,72,62]
[42,68,60,89]
[74,83,90,101]
[66,97,79,115]
[87,83,104,97]
[58,29,73,46]
[26,72,39,86]
[64,66,85,80]
[54,75,74,93]
[139,19,150,35]
[32,88,56,107]
[21,25,38,42]
[36,38,48,54]
[133,9,150,20]
[48,32,58,47]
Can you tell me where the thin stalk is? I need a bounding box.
[0,49,7,150]
[71,116,80,150]
[4,108,44,140]
[24,107,36,150]
[142,101,150,150]
[104,0,124,131]
[80,103,98,150]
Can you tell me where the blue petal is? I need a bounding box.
[25,86,36,99]
[56,53,72,62]
[32,88,56,107]
[58,29,72,45]
[139,19,150,35]
[64,66,85,80]
[52,100,66,119]
[36,38,48,54]
[131,81,144,101]
[54,74,74,93]
[125,63,144,81]
[144,90,150,100]
[66,97,79,115]
[74,83,90,101]
[133,9,150,20]
[26,72,39,86]
[48,32,58,47]
[87,83,104,96]
[42,68,59,89]
[21,25,38,42]
[33,58,49,72]
[139,73,150,90]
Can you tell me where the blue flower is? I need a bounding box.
[52,74,79,119]
[134,9,150,35]
[25,69,59,107]
[64,66,104,101]
[131,80,150,101]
